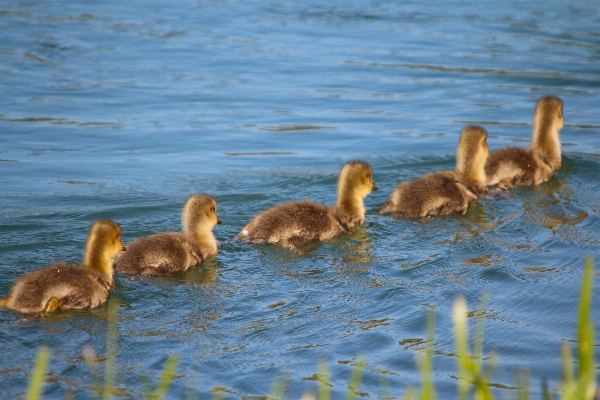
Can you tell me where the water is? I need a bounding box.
[1,1,599,398]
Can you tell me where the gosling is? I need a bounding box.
[237,161,378,244]
[0,220,124,314]
[114,193,221,276]
[485,96,564,187]
[379,126,489,218]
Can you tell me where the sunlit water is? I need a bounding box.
[1,1,599,398]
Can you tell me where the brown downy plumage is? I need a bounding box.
[379,126,489,218]
[0,220,124,314]
[236,161,378,244]
[114,193,221,276]
[485,96,564,187]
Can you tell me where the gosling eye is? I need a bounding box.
[211,207,216,213]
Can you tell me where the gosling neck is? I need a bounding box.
[335,182,365,222]
[456,156,488,194]
[531,118,561,170]
[193,227,218,254]
[84,241,114,285]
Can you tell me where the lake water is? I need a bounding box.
[1,1,599,398]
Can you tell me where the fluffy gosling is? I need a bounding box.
[237,161,378,245]
[485,96,564,187]
[114,193,221,276]
[379,126,489,218]
[0,220,124,314]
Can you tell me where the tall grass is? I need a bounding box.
[25,258,597,399]
[558,257,597,399]
[25,346,49,400]
[319,257,596,399]
[452,294,497,400]
[415,310,437,400]
[103,298,119,400]
[144,355,179,400]
[25,298,178,400]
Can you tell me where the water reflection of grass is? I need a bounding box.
[26,259,596,399]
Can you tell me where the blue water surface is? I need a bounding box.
[1,1,599,398]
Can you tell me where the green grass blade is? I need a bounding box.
[576,257,596,399]
[268,370,288,400]
[402,386,416,400]
[515,369,530,400]
[141,374,154,400]
[541,377,551,400]
[473,293,493,400]
[82,345,102,398]
[103,298,120,400]
[474,292,490,365]
[453,297,470,400]
[153,355,179,400]
[211,388,225,400]
[561,342,574,386]
[418,310,437,400]
[345,358,365,400]
[560,341,578,399]
[577,257,593,373]
[26,346,50,400]
[317,361,331,400]
[379,370,391,400]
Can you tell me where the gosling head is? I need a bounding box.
[337,161,378,200]
[182,193,222,238]
[455,125,489,186]
[532,96,563,155]
[84,219,124,280]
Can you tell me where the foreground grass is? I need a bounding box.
[26,258,597,399]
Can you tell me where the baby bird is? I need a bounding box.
[379,126,489,218]
[485,96,564,187]
[114,193,221,276]
[237,161,378,244]
[0,220,124,314]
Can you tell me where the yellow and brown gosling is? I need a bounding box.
[0,220,124,314]
[485,96,564,187]
[236,161,378,245]
[114,193,221,276]
[379,126,489,218]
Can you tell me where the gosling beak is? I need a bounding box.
[372,183,378,191]
[217,216,223,224]
[121,245,127,251]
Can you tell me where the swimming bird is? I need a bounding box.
[237,161,378,244]
[0,220,124,314]
[114,193,221,276]
[379,126,489,218]
[485,96,564,187]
